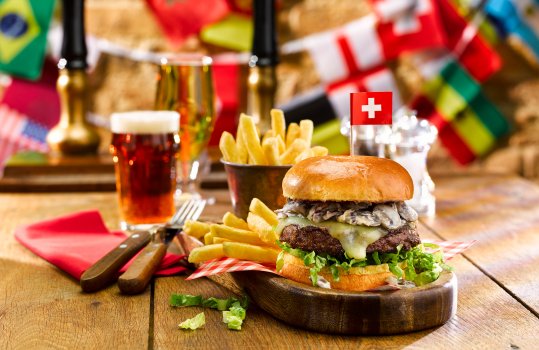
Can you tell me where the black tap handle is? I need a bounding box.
[60,0,87,69]
[251,0,278,67]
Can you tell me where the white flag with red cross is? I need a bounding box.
[350,92,393,125]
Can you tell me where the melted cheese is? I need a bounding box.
[276,216,386,259]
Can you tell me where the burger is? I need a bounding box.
[275,155,449,291]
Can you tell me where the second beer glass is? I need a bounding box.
[154,54,216,203]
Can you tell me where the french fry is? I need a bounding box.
[219,131,238,163]
[213,237,231,244]
[183,220,211,240]
[271,109,286,141]
[222,212,250,230]
[262,137,281,165]
[299,120,314,147]
[204,232,215,245]
[279,139,308,165]
[249,198,279,227]
[286,122,301,148]
[261,130,275,144]
[276,135,286,154]
[210,224,266,246]
[295,148,314,163]
[311,146,329,157]
[188,244,225,263]
[247,212,279,247]
[222,242,280,264]
[239,114,267,165]
[235,117,249,164]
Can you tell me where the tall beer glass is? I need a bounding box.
[110,111,180,230]
[154,54,216,202]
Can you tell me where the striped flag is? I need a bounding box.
[436,0,502,82]
[410,59,511,164]
[0,105,49,170]
[485,0,539,64]
[299,0,444,83]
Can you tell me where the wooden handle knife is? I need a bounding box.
[117,242,167,295]
[80,231,151,293]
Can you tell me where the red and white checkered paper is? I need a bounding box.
[186,240,476,280]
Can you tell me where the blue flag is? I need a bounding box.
[486,0,539,63]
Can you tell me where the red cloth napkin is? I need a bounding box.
[14,210,186,279]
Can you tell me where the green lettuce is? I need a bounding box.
[276,241,452,287]
[222,302,247,330]
[170,294,249,331]
[178,312,205,330]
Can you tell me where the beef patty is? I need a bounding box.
[279,224,421,259]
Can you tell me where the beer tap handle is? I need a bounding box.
[80,231,151,293]
[60,0,87,69]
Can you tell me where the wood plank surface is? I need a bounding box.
[0,193,150,350]
[2,179,539,349]
[422,175,539,315]
[152,199,539,349]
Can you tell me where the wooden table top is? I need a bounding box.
[1,174,538,349]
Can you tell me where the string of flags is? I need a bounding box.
[0,0,538,168]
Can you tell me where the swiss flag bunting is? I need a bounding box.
[371,0,445,60]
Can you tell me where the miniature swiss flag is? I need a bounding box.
[350,92,392,125]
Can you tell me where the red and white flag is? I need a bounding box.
[297,0,444,83]
[0,105,49,172]
[350,91,393,125]
[436,0,501,82]
[326,67,402,119]
[370,0,445,61]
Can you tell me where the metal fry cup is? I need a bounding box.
[222,160,292,219]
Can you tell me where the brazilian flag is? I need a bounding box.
[0,0,55,80]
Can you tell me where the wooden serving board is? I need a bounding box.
[233,270,457,335]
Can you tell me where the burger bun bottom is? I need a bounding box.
[279,253,393,292]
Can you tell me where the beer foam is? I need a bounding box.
[111,111,179,134]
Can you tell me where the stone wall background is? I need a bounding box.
[82,0,539,180]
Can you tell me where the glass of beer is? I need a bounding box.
[154,54,216,203]
[110,111,180,230]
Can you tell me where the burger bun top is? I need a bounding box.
[282,155,413,203]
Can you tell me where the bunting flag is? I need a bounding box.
[145,0,230,47]
[411,59,511,164]
[436,0,501,82]
[0,58,58,170]
[289,0,444,84]
[281,67,402,125]
[200,14,252,52]
[0,0,55,80]
[0,105,49,170]
[485,0,539,64]
[0,58,60,128]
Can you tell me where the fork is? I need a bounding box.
[80,199,206,293]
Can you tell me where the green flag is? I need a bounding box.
[0,0,55,80]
